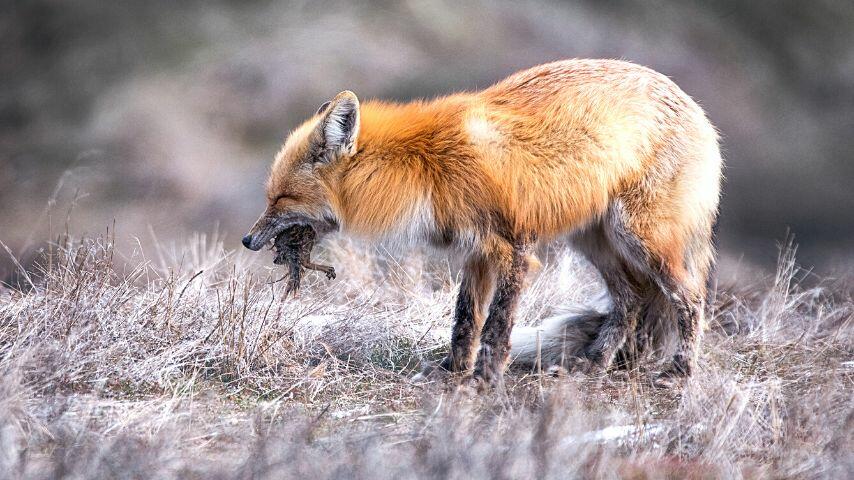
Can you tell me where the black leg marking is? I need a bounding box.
[657,287,703,380]
[570,224,642,372]
[473,243,529,386]
[443,281,478,372]
[584,269,641,370]
[440,256,491,373]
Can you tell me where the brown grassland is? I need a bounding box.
[0,231,851,479]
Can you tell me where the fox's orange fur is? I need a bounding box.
[245,59,723,387]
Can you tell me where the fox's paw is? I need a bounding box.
[562,355,594,374]
[472,347,507,392]
[411,360,450,384]
[652,354,692,388]
[652,371,686,389]
[438,353,473,374]
[580,347,611,375]
[469,371,499,394]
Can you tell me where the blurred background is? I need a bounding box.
[2,0,854,283]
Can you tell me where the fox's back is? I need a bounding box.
[461,59,718,236]
[475,59,708,167]
[481,59,702,125]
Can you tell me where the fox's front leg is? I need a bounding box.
[439,255,494,373]
[473,240,530,387]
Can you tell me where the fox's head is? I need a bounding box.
[242,91,360,251]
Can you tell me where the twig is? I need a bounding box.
[0,240,36,291]
[176,270,204,303]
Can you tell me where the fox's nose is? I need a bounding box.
[241,234,254,250]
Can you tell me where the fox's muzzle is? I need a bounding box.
[243,210,333,251]
[243,210,290,251]
[242,229,281,251]
[241,234,259,250]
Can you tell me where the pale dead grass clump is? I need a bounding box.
[0,233,851,479]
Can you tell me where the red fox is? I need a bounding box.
[243,59,722,387]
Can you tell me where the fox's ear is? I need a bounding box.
[316,101,331,115]
[319,91,360,157]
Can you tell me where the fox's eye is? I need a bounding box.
[270,194,295,206]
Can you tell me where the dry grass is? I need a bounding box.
[0,232,851,479]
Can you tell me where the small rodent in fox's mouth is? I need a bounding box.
[271,224,336,296]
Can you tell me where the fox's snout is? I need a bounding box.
[242,210,283,251]
[241,230,270,251]
[241,234,259,251]
[243,209,324,251]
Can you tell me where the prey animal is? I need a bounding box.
[271,224,336,296]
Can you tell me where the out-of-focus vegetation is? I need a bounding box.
[2,0,854,279]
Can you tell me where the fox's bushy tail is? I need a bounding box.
[509,293,679,370]
[509,297,609,369]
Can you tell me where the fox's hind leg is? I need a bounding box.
[654,283,704,381]
[570,225,644,372]
[440,254,495,373]
[598,200,713,382]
